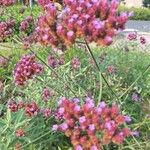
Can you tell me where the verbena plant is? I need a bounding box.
[0,0,150,150]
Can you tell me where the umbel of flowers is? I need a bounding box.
[13,55,43,86]
[35,0,131,48]
[0,20,15,42]
[0,0,15,6]
[53,97,131,150]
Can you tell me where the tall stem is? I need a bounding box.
[85,40,119,101]
[119,64,150,99]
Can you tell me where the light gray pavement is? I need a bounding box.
[126,20,150,32]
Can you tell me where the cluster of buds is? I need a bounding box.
[25,102,39,117]
[38,0,51,8]
[107,65,116,74]
[127,32,146,44]
[42,87,54,102]
[0,20,15,42]
[140,36,146,44]
[41,108,51,118]
[0,0,15,6]
[7,100,52,119]
[19,16,34,32]
[36,2,58,47]
[7,100,39,116]
[0,56,8,67]
[48,54,64,69]
[13,55,43,86]
[7,100,24,112]
[71,57,81,70]
[127,32,137,41]
[15,128,26,137]
[35,0,131,48]
[53,97,131,150]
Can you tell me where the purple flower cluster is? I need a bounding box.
[127,32,146,45]
[71,57,81,70]
[35,0,131,48]
[127,32,137,41]
[0,20,15,42]
[53,97,131,149]
[13,55,43,86]
[37,0,51,7]
[42,87,54,102]
[0,0,15,6]
[48,54,64,69]
[19,16,33,32]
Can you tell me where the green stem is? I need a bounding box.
[21,131,52,148]
[48,49,87,96]
[84,40,119,101]
[98,72,102,105]
[119,64,150,99]
[29,48,77,97]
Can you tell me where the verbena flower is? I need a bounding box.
[140,36,146,44]
[131,92,140,102]
[0,0,15,6]
[53,98,131,149]
[25,102,39,117]
[19,16,34,32]
[107,65,116,74]
[127,32,137,41]
[15,128,26,137]
[41,108,51,118]
[71,57,81,70]
[0,20,15,42]
[34,0,130,48]
[42,87,54,102]
[13,55,43,86]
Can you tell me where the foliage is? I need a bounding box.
[118,6,150,20]
[0,0,150,150]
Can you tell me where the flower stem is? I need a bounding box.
[29,48,77,97]
[84,40,119,101]
[119,64,150,99]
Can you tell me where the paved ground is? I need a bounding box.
[126,20,150,32]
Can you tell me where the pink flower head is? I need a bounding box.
[48,55,58,69]
[35,0,130,48]
[15,128,25,137]
[98,101,106,108]
[52,124,59,131]
[71,57,81,70]
[89,124,95,131]
[42,88,54,102]
[0,0,15,6]
[75,145,83,150]
[54,98,131,149]
[60,123,68,131]
[7,101,18,112]
[131,92,140,102]
[140,36,146,44]
[107,65,116,74]
[25,102,39,117]
[124,115,132,123]
[79,116,86,123]
[91,146,98,150]
[38,0,50,7]
[13,55,43,86]
[127,32,137,40]
[42,108,51,118]
[131,131,140,137]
